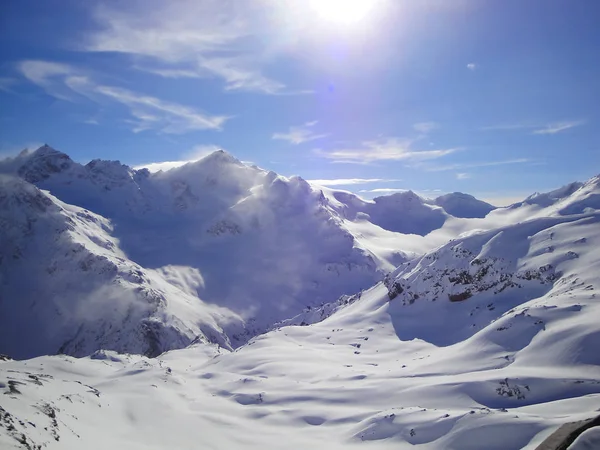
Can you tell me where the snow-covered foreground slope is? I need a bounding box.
[2,195,600,449]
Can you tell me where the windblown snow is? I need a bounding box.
[1,145,599,449]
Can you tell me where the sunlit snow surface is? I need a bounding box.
[1,147,600,449]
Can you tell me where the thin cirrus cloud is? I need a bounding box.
[315,137,457,164]
[132,66,202,79]
[456,173,470,180]
[467,63,478,71]
[83,1,306,95]
[17,60,229,134]
[532,120,586,135]
[422,158,532,172]
[308,178,401,186]
[482,120,586,135]
[273,121,328,145]
[413,122,438,133]
[358,188,408,194]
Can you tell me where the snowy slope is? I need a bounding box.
[0,175,243,359]
[2,195,600,449]
[0,146,403,358]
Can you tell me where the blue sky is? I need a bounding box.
[1,0,599,205]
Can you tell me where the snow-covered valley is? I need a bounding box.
[1,146,599,449]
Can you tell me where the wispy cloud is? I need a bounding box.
[0,141,44,160]
[18,60,75,100]
[359,188,408,194]
[423,158,531,172]
[413,122,438,133]
[84,1,306,95]
[134,66,202,79]
[467,63,478,71]
[456,172,470,180]
[198,57,288,94]
[482,119,586,135]
[481,123,536,131]
[532,120,586,135]
[273,121,328,145]
[316,137,457,164]
[96,85,228,133]
[86,1,247,60]
[17,60,229,134]
[308,178,401,186]
[0,77,18,93]
[134,145,222,172]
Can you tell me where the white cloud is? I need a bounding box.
[482,119,586,134]
[359,188,408,194]
[532,120,586,135]
[273,121,328,145]
[423,158,531,172]
[134,145,222,172]
[17,60,228,134]
[96,85,228,133]
[413,122,437,133]
[308,178,400,186]
[481,123,537,131]
[135,160,190,172]
[198,57,287,94]
[456,173,470,180]
[316,137,457,164]
[18,60,76,100]
[86,1,246,60]
[0,142,44,160]
[467,63,478,71]
[84,1,306,95]
[134,66,202,79]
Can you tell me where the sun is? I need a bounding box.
[309,0,378,25]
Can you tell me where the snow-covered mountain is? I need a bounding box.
[0,146,383,358]
[0,174,243,359]
[2,145,600,449]
[432,192,496,218]
[2,174,600,448]
[1,145,490,359]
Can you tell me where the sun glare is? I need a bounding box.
[309,0,378,24]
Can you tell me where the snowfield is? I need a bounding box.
[1,146,599,449]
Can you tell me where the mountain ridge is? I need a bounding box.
[0,145,597,361]
[1,146,600,449]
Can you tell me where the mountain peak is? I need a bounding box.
[433,192,495,219]
[31,143,65,157]
[199,148,239,165]
[16,145,76,183]
[373,190,422,204]
[519,181,585,208]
